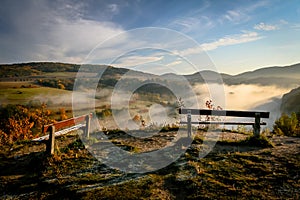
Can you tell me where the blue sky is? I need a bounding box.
[0,0,299,75]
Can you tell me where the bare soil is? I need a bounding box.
[0,131,299,199]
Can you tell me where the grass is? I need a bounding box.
[0,81,36,89]
[217,134,274,148]
[0,133,299,199]
[0,85,72,105]
[41,71,78,77]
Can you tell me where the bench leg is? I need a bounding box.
[46,125,55,155]
[253,113,261,137]
[187,110,191,138]
[85,114,91,138]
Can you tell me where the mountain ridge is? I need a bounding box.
[1,62,300,87]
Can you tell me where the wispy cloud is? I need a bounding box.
[222,10,250,24]
[201,32,262,51]
[166,60,182,67]
[244,0,270,12]
[291,23,300,30]
[170,16,214,34]
[219,1,269,25]
[254,22,279,31]
[180,31,262,55]
[168,1,214,33]
[113,55,164,68]
[107,4,120,15]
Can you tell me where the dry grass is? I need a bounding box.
[0,132,299,199]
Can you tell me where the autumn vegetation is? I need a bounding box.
[273,112,300,136]
[0,103,72,145]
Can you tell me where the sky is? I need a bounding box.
[0,0,300,75]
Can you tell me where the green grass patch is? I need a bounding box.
[0,86,71,105]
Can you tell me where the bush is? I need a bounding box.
[0,104,55,145]
[217,135,274,148]
[273,112,299,136]
[241,135,274,148]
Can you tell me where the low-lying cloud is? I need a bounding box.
[193,83,291,128]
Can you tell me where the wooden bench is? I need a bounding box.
[179,108,270,137]
[32,113,93,155]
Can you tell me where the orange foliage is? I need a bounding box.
[132,115,141,122]
[59,108,68,120]
[0,104,55,145]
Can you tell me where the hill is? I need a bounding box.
[224,63,300,87]
[1,61,300,90]
[281,86,300,114]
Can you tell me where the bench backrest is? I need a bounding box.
[179,108,269,118]
[43,113,93,133]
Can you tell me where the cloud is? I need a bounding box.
[166,60,182,67]
[219,1,269,25]
[279,19,289,25]
[48,19,123,59]
[291,24,300,30]
[222,10,250,24]
[113,55,164,68]
[0,1,124,64]
[167,1,214,34]
[201,31,262,51]
[179,31,262,56]
[254,22,279,31]
[170,16,214,34]
[107,4,120,15]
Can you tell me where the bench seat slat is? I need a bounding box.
[32,124,86,142]
[180,121,267,125]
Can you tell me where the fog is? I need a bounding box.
[109,83,290,130]
[223,84,289,110]
[28,83,291,130]
[192,83,291,129]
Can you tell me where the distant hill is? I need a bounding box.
[281,86,300,114]
[224,63,300,87]
[1,62,300,88]
[234,63,300,79]
[175,63,300,87]
[185,70,226,84]
[0,62,79,77]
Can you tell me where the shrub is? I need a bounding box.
[59,108,68,120]
[241,135,274,148]
[0,104,55,145]
[217,135,274,148]
[273,112,299,136]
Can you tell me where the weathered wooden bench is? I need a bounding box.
[32,113,93,155]
[179,108,270,137]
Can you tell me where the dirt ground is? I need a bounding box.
[0,131,299,199]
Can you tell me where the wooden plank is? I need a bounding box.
[178,109,270,118]
[43,113,92,133]
[180,121,267,125]
[33,123,86,142]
